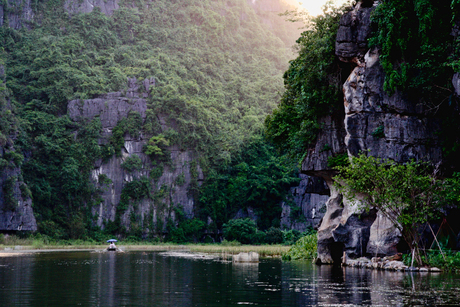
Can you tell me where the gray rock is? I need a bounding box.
[419,267,429,272]
[0,69,37,232]
[69,78,202,233]
[0,147,36,231]
[0,0,34,29]
[301,115,347,174]
[453,73,460,96]
[233,252,259,263]
[367,212,400,256]
[316,183,344,264]
[280,174,329,231]
[305,0,443,264]
[335,1,376,63]
[64,0,119,16]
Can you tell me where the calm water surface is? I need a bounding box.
[1,251,460,306]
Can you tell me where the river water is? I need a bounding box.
[1,250,460,306]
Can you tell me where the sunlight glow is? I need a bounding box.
[297,0,350,16]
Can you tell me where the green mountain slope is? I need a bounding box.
[0,0,302,239]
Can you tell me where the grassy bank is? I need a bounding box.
[0,235,289,256]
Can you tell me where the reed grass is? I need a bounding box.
[0,235,289,256]
[187,244,289,256]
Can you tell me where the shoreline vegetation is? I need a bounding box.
[0,235,292,257]
[0,244,290,257]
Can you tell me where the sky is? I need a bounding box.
[295,0,350,16]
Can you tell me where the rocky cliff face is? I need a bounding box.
[68,78,203,233]
[64,0,120,16]
[0,145,37,231]
[0,0,33,29]
[0,66,37,231]
[0,0,118,28]
[304,0,444,263]
[280,174,329,232]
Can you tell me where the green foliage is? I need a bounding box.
[19,182,32,199]
[421,249,460,271]
[0,158,8,170]
[21,114,102,239]
[4,9,125,111]
[371,125,385,138]
[4,150,24,166]
[282,229,303,245]
[288,202,306,223]
[223,218,258,244]
[98,173,112,185]
[149,166,163,180]
[402,245,460,272]
[282,234,318,261]
[105,111,142,159]
[2,176,18,211]
[175,173,185,186]
[1,0,304,239]
[264,227,284,244]
[334,153,457,266]
[320,143,332,152]
[0,73,19,147]
[144,134,169,157]
[265,3,349,159]
[121,154,143,172]
[369,0,454,101]
[199,136,300,230]
[444,172,460,203]
[166,205,206,243]
[327,152,349,168]
[118,176,152,211]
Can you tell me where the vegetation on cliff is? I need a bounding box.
[335,154,460,266]
[0,0,302,239]
[370,0,460,168]
[265,3,349,159]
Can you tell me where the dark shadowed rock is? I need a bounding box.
[0,163,37,231]
[335,0,376,63]
[0,64,37,231]
[280,174,329,231]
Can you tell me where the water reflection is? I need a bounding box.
[1,251,460,306]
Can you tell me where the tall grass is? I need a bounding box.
[0,234,289,256]
[282,234,317,261]
[188,244,289,257]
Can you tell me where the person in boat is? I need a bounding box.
[109,242,117,250]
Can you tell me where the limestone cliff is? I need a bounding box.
[304,0,445,263]
[0,66,37,231]
[280,174,329,232]
[68,78,203,233]
[0,143,37,231]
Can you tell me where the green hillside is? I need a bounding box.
[0,0,302,239]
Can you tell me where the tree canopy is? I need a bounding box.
[334,153,460,266]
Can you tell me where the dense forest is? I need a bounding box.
[0,0,307,241]
[4,0,460,250]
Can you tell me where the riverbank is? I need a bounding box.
[0,243,290,257]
